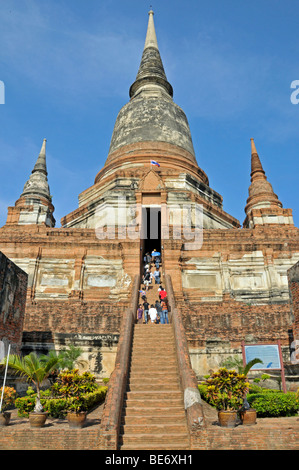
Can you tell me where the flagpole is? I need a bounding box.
[0,343,11,413]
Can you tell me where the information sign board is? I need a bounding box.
[244,344,281,370]
[241,341,286,393]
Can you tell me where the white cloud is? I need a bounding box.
[0,0,142,104]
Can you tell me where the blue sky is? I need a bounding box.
[0,0,298,228]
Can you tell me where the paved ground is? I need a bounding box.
[201,399,299,430]
[5,402,105,430]
[5,399,299,432]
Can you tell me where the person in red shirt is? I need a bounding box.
[159,288,167,301]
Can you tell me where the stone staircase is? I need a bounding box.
[118,323,190,450]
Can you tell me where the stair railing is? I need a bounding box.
[165,274,205,441]
[99,274,140,450]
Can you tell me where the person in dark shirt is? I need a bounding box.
[155,300,163,324]
[143,301,149,324]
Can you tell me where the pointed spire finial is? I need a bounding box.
[250,138,265,178]
[244,137,282,224]
[129,10,173,98]
[32,138,48,176]
[250,137,258,155]
[20,138,51,200]
[144,8,158,50]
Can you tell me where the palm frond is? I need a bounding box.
[243,358,263,376]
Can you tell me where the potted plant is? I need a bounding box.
[0,386,17,426]
[239,358,263,425]
[51,369,98,428]
[221,356,262,425]
[1,351,60,427]
[204,368,250,427]
[66,396,88,428]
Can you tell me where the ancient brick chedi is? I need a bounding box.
[0,11,298,378]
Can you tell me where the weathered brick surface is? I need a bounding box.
[0,404,298,450]
[0,251,28,354]
[288,261,299,341]
[23,300,126,335]
[191,402,299,449]
[180,299,293,349]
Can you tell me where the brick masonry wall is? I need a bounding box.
[0,418,298,450]
[0,251,28,354]
[288,261,299,340]
[23,299,127,336]
[21,299,129,376]
[0,428,101,450]
[180,298,293,350]
[191,420,299,450]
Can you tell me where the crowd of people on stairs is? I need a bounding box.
[137,249,169,325]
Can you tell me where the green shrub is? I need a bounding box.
[247,391,299,417]
[15,388,53,417]
[202,368,250,411]
[198,384,209,401]
[199,383,299,418]
[15,386,108,418]
[51,369,98,398]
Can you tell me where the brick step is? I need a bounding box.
[128,370,179,380]
[132,334,174,340]
[120,423,188,434]
[129,364,177,372]
[129,366,178,374]
[132,337,175,342]
[128,368,178,376]
[131,344,175,351]
[130,353,177,361]
[131,354,177,366]
[124,398,183,408]
[127,380,180,389]
[127,374,180,383]
[121,413,186,425]
[132,337,175,351]
[132,352,174,358]
[132,335,174,340]
[133,326,173,330]
[120,443,190,450]
[128,374,179,382]
[122,405,185,416]
[119,433,190,446]
[130,360,177,368]
[127,384,181,393]
[132,340,175,344]
[125,384,182,394]
[134,325,172,330]
[134,330,173,335]
[128,365,178,373]
[126,388,181,395]
[127,381,180,388]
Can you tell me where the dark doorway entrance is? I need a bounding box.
[141,206,161,257]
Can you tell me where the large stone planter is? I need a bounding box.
[0,412,11,426]
[29,411,48,428]
[67,411,87,428]
[218,410,238,428]
[240,408,257,425]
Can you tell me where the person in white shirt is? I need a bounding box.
[149,305,157,323]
